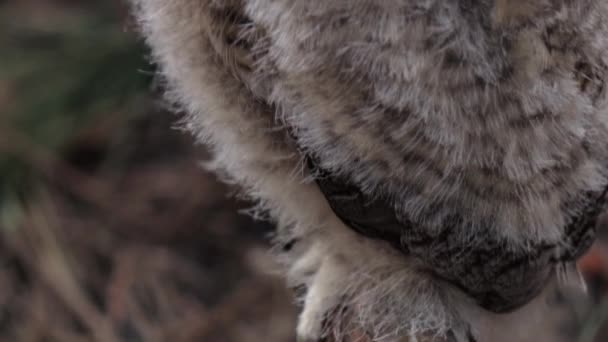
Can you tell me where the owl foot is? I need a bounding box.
[297,253,348,342]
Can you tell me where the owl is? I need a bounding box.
[130,0,608,341]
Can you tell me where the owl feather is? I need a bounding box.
[130,0,608,341]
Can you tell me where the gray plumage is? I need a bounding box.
[130,0,608,341]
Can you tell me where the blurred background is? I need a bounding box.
[0,1,296,341]
[1,1,608,342]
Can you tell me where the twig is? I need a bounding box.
[19,196,121,342]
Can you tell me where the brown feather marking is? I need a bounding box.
[493,0,545,27]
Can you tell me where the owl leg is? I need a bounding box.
[288,240,324,285]
[297,252,348,341]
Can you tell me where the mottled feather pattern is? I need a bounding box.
[131,0,608,340]
[251,0,608,243]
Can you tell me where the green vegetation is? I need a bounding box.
[0,2,151,228]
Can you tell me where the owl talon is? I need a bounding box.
[297,254,348,342]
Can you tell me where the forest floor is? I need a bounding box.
[0,1,607,341]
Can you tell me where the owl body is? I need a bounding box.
[252,0,608,243]
[132,0,608,340]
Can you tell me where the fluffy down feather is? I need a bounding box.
[130,0,608,340]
